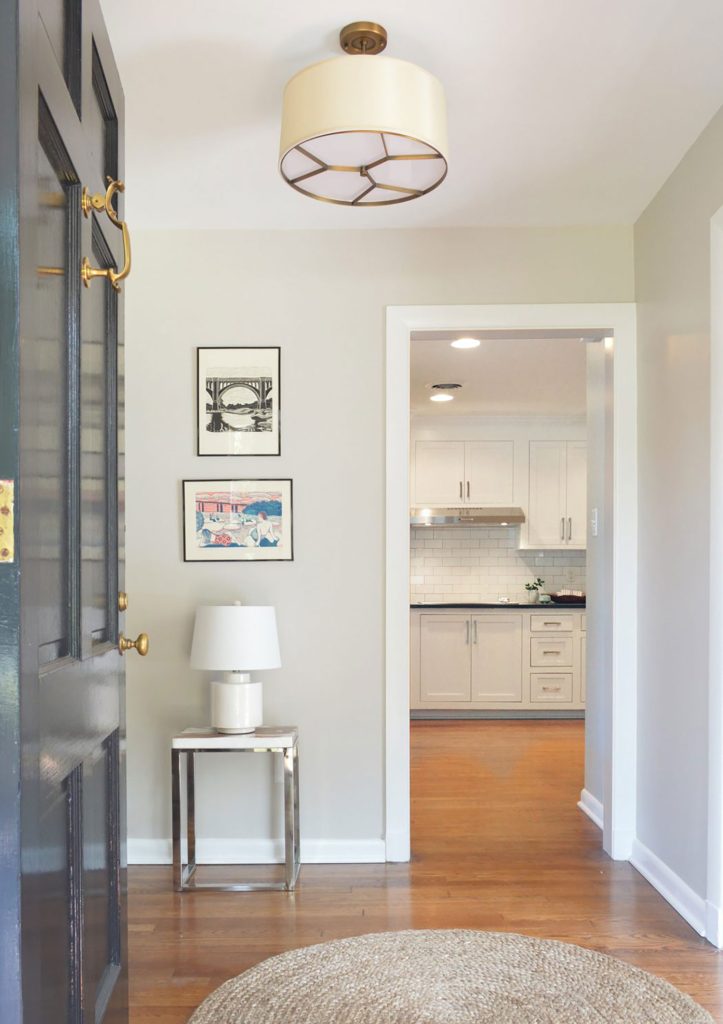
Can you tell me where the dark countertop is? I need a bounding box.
[410,602,586,609]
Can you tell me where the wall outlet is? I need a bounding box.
[590,507,599,537]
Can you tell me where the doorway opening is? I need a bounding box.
[385,304,638,864]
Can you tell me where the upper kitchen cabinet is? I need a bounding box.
[528,441,587,549]
[413,440,514,506]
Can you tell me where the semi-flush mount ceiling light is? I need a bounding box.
[450,337,481,349]
[279,22,448,207]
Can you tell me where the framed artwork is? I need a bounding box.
[197,347,280,456]
[183,479,293,562]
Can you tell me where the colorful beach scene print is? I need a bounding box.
[197,347,280,456]
[183,480,293,561]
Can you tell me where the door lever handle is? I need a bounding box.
[81,178,132,292]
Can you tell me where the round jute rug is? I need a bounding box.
[188,929,713,1024]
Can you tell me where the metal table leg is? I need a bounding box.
[171,749,182,891]
[187,751,196,876]
[283,744,300,890]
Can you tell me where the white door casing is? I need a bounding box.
[385,303,638,865]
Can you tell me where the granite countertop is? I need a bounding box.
[410,602,586,609]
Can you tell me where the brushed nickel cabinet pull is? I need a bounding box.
[567,516,572,541]
[560,517,565,541]
[465,621,470,645]
[466,481,470,499]
[459,481,463,499]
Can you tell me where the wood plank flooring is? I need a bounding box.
[129,721,723,1022]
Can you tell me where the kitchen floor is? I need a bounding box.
[128,721,723,1022]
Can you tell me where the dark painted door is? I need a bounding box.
[0,2,134,1022]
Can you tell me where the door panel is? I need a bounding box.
[528,441,567,547]
[414,441,466,505]
[465,441,514,505]
[7,2,129,1022]
[420,614,471,701]
[470,615,523,702]
[566,441,587,547]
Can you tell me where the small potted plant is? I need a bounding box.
[525,577,545,604]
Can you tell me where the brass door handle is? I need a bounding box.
[119,632,149,656]
[81,178,132,292]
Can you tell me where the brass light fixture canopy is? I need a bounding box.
[279,23,448,207]
[340,22,387,55]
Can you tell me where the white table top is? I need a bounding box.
[172,726,298,750]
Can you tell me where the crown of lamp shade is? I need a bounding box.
[190,605,281,672]
[279,54,448,206]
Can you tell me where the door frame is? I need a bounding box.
[385,302,638,862]
[708,212,723,947]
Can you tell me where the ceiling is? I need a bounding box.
[410,335,588,416]
[100,0,723,231]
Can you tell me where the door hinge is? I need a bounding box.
[0,480,14,563]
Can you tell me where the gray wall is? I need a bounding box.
[634,109,723,895]
[125,225,634,857]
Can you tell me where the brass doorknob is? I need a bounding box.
[119,632,149,656]
[118,591,128,612]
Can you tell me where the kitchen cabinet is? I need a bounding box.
[420,615,471,701]
[413,441,514,507]
[527,441,587,549]
[471,616,523,702]
[418,613,522,703]
[410,608,586,712]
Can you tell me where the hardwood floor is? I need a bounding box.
[128,721,723,1022]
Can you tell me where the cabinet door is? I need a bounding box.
[414,442,466,505]
[528,442,566,547]
[580,634,587,703]
[470,616,523,702]
[465,441,514,505]
[419,615,471,701]
[566,442,587,547]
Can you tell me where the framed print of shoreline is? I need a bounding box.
[197,347,280,456]
[183,479,293,562]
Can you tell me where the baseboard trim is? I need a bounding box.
[127,837,386,865]
[630,839,706,937]
[705,901,723,949]
[577,788,604,830]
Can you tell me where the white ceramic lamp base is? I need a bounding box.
[211,673,263,734]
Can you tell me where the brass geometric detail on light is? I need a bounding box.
[280,131,448,207]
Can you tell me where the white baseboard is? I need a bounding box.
[577,788,604,829]
[630,839,706,937]
[384,829,411,863]
[127,837,386,865]
[705,901,723,949]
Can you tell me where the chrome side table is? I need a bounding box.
[171,726,300,892]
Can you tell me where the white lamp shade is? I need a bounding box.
[279,56,448,206]
[191,605,281,672]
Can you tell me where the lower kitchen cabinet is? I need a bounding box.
[471,616,523,702]
[420,615,471,701]
[410,608,586,713]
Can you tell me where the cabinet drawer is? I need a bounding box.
[530,614,574,633]
[530,637,573,667]
[531,673,573,702]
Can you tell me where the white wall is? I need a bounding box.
[124,225,633,861]
[634,107,723,908]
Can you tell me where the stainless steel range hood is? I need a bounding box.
[410,506,526,527]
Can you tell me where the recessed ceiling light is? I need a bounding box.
[430,393,454,402]
[450,337,480,349]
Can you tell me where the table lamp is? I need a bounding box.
[190,602,281,734]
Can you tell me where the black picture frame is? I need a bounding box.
[182,478,294,562]
[196,347,281,456]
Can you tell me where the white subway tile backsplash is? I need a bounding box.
[410,526,585,603]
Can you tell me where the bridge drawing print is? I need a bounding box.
[197,347,280,456]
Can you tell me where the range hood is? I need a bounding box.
[410,506,526,527]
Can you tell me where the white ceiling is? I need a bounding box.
[100,0,723,231]
[410,335,588,416]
